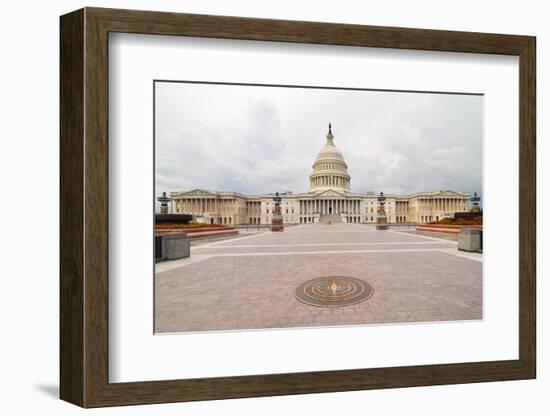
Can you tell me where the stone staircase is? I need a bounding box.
[319,214,343,224]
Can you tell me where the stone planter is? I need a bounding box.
[458,228,482,253]
[155,232,190,261]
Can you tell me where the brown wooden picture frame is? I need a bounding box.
[60,7,536,408]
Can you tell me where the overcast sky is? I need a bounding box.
[155,81,482,200]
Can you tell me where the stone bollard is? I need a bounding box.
[457,228,482,253]
[158,233,190,261]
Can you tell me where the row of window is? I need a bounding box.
[316,163,346,172]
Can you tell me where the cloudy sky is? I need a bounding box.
[155,81,482,201]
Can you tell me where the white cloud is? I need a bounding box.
[155,82,482,200]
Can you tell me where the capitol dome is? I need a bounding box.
[309,124,351,192]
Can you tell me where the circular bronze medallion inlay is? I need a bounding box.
[294,276,374,307]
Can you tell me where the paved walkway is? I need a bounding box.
[155,223,482,333]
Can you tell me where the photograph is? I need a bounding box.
[153,81,483,333]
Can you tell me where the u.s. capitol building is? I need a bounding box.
[169,125,470,225]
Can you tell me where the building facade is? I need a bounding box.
[170,125,470,225]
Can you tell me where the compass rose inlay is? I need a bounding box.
[294,276,374,307]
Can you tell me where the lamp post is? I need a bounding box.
[271,192,284,232]
[376,192,389,230]
[470,192,481,214]
[157,191,171,215]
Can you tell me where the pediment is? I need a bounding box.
[313,189,348,198]
[180,189,217,197]
[435,190,466,197]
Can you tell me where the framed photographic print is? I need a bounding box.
[60,7,536,408]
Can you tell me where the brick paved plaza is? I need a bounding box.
[155,223,482,333]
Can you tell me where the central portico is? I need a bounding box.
[301,124,374,223]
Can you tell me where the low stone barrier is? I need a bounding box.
[155,233,190,262]
[458,228,482,253]
[185,229,239,240]
[416,224,482,235]
[156,227,238,239]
